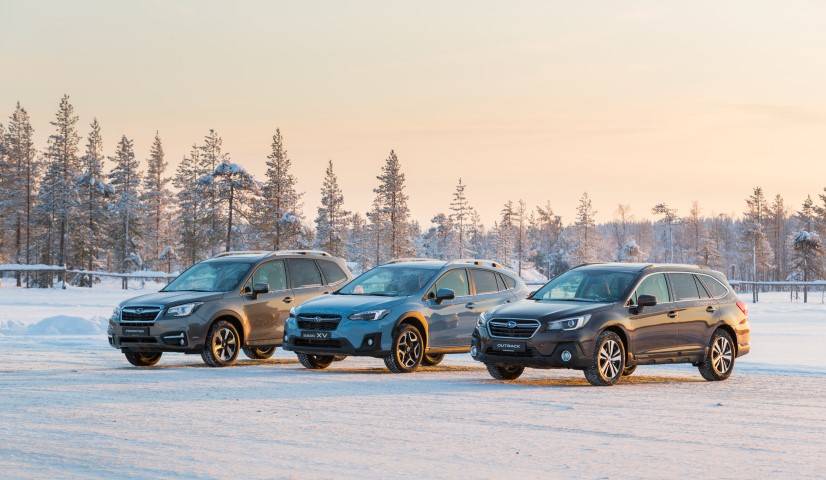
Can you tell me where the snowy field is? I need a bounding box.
[1,283,825,479]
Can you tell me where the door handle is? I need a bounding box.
[282,296,293,304]
[706,306,716,313]
[465,302,475,309]
[667,311,678,318]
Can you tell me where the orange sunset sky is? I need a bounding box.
[3,0,826,225]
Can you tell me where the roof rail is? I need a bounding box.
[382,257,441,265]
[212,250,271,258]
[452,258,503,268]
[271,250,332,257]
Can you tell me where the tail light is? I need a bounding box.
[736,300,748,316]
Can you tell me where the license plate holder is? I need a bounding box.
[300,330,331,340]
[491,341,526,353]
[122,327,149,336]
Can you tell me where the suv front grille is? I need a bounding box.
[488,319,540,338]
[297,314,341,331]
[120,306,161,324]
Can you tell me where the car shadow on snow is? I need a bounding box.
[309,364,486,375]
[114,358,300,370]
[494,374,705,388]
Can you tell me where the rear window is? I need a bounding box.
[500,274,516,289]
[318,260,347,285]
[698,275,729,298]
[668,273,700,301]
[471,269,499,294]
[288,259,323,287]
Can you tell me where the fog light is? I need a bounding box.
[471,346,478,357]
[561,350,572,362]
[367,338,374,346]
[179,339,185,346]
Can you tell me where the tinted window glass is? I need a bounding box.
[318,261,347,285]
[288,259,322,287]
[669,273,700,301]
[471,269,499,294]
[694,275,710,299]
[164,261,252,292]
[251,260,287,291]
[434,269,470,297]
[338,266,436,296]
[494,273,506,291]
[534,270,636,303]
[633,273,670,304]
[699,275,729,298]
[501,275,516,289]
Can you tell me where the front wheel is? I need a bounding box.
[124,351,162,367]
[384,324,424,373]
[421,353,445,366]
[243,345,276,360]
[698,329,735,381]
[485,363,524,380]
[583,331,625,386]
[297,353,334,369]
[201,320,240,367]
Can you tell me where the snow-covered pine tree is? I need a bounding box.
[261,129,303,250]
[767,194,788,281]
[75,119,112,282]
[3,103,39,285]
[173,144,209,267]
[495,201,515,266]
[791,231,823,302]
[796,195,817,232]
[373,150,413,259]
[199,129,228,255]
[531,201,562,276]
[609,204,632,260]
[423,213,455,260]
[314,160,349,257]
[0,121,6,260]
[367,196,385,266]
[141,132,172,269]
[346,212,371,273]
[46,95,81,271]
[574,193,597,264]
[449,178,473,258]
[109,135,143,288]
[742,186,774,282]
[651,202,678,262]
[514,200,527,276]
[202,160,257,252]
[685,201,703,263]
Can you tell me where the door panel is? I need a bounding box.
[286,258,328,312]
[243,260,290,342]
[673,275,716,353]
[628,273,677,356]
[427,269,471,347]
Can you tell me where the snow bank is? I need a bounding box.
[24,315,106,335]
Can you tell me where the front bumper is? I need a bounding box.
[471,324,595,370]
[281,316,395,357]
[107,316,208,353]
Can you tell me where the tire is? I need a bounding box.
[297,353,335,369]
[123,351,162,367]
[243,345,276,360]
[698,329,735,381]
[622,364,637,376]
[201,320,241,367]
[421,353,445,367]
[584,331,626,386]
[485,363,524,380]
[333,355,348,362]
[384,324,424,373]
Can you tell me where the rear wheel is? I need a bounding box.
[384,324,424,373]
[243,345,276,360]
[123,351,162,367]
[421,353,445,366]
[297,353,335,369]
[201,320,240,367]
[485,363,524,380]
[698,329,735,381]
[584,331,625,386]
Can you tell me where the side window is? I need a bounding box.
[668,273,700,301]
[471,269,498,294]
[501,274,516,290]
[693,275,710,299]
[287,259,322,288]
[495,273,506,291]
[434,269,470,297]
[633,273,670,304]
[251,260,287,291]
[698,275,729,298]
[318,260,347,285]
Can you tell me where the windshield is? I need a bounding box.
[163,261,253,292]
[533,269,636,303]
[337,266,438,297]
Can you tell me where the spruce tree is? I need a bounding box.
[141,132,172,268]
[346,212,371,273]
[575,193,597,264]
[262,129,303,250]
[314,160,349,256]
[75,119,112,279]
[652,203,678,262]
[109,135,142,287]
[173,144,208,267]
[46,95,81,271]
[202,160,257,252]
[449,178,473,258]
[373,150,413,259]
[742,186,774,282]
[199,129,227,255]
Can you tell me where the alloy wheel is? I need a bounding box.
[598,339,622,380]
[396,330,422,368]
[711,336,733,375]
[213,327,237,362]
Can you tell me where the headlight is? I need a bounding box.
[348,309,390,321]
[166,302,203,317]
[289,307,297,317]
[547,314,591,331]
[477,311,491,328]
[111,307,121,321]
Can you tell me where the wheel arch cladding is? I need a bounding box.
[212,314,245,346]
[397,314,428,348]
[716,324,738,355]
[603,325,629,355]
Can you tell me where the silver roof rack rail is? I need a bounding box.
[452,258,502,268]
[271,250,332,257]
[382,257,441,265]
[212,250,272,258]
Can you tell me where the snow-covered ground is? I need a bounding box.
[0,285,825,479]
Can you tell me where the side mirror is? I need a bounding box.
[247,283,269,299]
[435,288,455,303]
[636,294,657,308]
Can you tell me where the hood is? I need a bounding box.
[120,290,224,308]
[296,294,406,316]
[489,299,610,321]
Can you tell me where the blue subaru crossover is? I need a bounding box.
[282,259,529,372]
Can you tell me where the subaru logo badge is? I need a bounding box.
[135,308,143,313]
[312,316,322,322]
[506,320,517,329]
